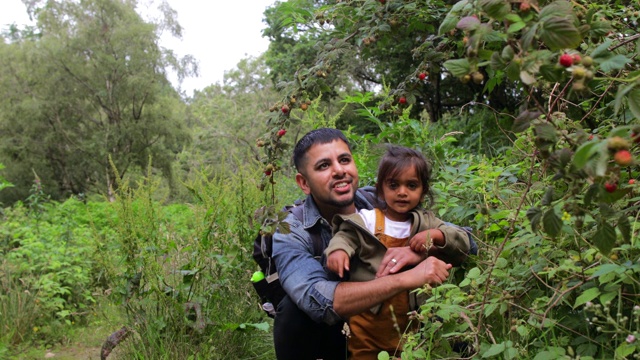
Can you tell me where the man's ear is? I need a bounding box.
[296,173,312,195]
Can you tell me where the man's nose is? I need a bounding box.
[332,163,346,176]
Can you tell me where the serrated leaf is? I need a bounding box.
[591,39,614,59]
[558,148,572,167]
[539,63,563,82]
[593,222,616,255]
[573,141,599,169]
[444,58,471,77]
[543,209,563,237]
[505,61,521,81]
[599,54,631,73]
[278,221,291,234]
[439,0,470,35]
[534,123,557,142]
[628,89,640,121]
[540,16,582,50]
[512,110,541,133]
[618,214,631,243]
[539,1,574,21]
[614,83,637,115]
[590,21,613,37]
[457,16,481,31]
[508,21,527,33]
[526,207,543,232]
[541,186,555,206]
[574,287,600,308]
[482,342,506,358]
[521,23,538,50]
[480,0,510,20]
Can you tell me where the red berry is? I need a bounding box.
[264,170,272,176]
[605,182,617,193]
[281,105,289,114]
[572,54,582,65]
[398,96,407,104]
[629,179,636,185]
[519,1,531,12]
[559,53,574,67]
[277,129,287,137]
[418,72,427,80]
[380,0,385,3]
[588,134,594,140]
[614,150,633,167]
[632,132,640,144]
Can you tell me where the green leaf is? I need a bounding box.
[599,54,631,73]
[541,186,554,206]
[543,209,562,237]
[591,39,614,59]
[539,1,574,21]
[573,141,599,169]
[512,110,541,133]
[479,0,510,20]
[533,347,566,360]
[628,88,640,121]
[592,222,615,255]
[615,343,637,359]
[377,351,391,360]
[614,83,637,115]
[482,342,506,358]
[439,0,470,35]
[444,58,471,77]
[618,214,631,244]
[534,123,557,143]
[539,64,563,82]
[508,21,527,33]
[505,61,521,81]
[526,207,543,232]
[574,287,600,308]
[539,16,582,50]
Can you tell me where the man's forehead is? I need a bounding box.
[307,139,351,159]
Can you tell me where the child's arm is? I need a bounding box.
[327,250,350,278]
[410,211,471,266]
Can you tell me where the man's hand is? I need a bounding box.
[327,250,350,278]
[405,256,452,288]
[376,246,425,278]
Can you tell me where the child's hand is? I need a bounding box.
[409,234,429,253]
[327,250,350,278]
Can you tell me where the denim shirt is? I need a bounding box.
[272,187,376,325]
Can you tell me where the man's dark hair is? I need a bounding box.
[375,145,434,207]
[293,128,351,172]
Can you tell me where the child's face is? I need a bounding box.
[381,165,424,222]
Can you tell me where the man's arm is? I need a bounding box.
[333,256,452,318]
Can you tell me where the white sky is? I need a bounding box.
[0,0,277,96]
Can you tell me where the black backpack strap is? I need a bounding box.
[290,205,324,258]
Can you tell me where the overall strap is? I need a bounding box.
[374,208,385,238]
[290,205,324,258]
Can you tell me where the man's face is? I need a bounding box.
[296,140,359,214]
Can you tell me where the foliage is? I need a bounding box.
[0,0,194,204]
[0,191,116,350]
[106,160,275,359]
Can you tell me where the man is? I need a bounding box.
[272,128,453,359]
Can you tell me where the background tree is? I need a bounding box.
[0,0,195,203]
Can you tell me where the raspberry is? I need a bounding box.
[604,182,617,193]
[277,129,287,137]
[614,150,633,167]
[559,53,574,67]
[398,96,407,104]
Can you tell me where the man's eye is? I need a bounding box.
[317,163,329,170]
[339,157,351,164]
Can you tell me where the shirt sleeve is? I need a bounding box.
[272,214,343,325]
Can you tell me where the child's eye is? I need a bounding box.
[408,183,419,190]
